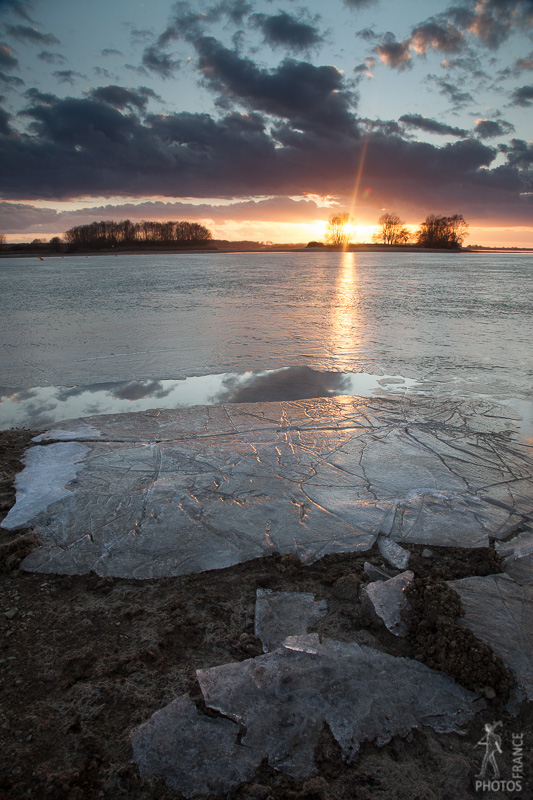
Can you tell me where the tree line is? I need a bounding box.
[323,212,468,249]
[63,219,212,250]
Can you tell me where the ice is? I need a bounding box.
[448,574,533,701]
[197,635,483,779]
[496,529,533,561]
[360,571,414,636]
[130,694,262,796]
[254,589,327,652]
[1,442,88,530]
[504,555,533,585]
[131,636,483,795]
[3,396,533,578]
[377,536,410,569]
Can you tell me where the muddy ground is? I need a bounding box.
[0,429,531,800]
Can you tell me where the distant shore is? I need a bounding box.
[1,243,532,258]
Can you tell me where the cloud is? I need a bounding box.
[1,87,531,226]
[142,45,180,77]
[375,34,411,70]
[343,0,378,8]
[0,42,18,69]
[0,0,31,19]
[0,69,22,86]
[24,86,56,103]
[37,50,65,64]
[399,114,468,137]
[410,21,464,55]
[88,85,160,111]
[101,48,123,57]
[511,84,533,106]
[427,75,474,107]
[251,11,323,51]
[5,24,59,45]
[52,69,83,85]
[0,104,9,134]
[499,138,533,170]
[515,53,533,71]
[194,36,358,136]
[474,118,515,139]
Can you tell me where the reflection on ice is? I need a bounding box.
[0,367,418,430]
[3,396,532,578]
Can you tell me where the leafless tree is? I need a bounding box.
[325,213,353,246]
[372,213,411,245]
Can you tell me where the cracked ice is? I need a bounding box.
[2,396,532,578]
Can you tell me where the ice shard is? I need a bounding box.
[254,589,327,652]
[360,571,414,636]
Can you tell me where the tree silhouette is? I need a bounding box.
[416,214,468,249]
[325,213,353,246]
[373,213,411,245]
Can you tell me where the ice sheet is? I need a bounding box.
[448,574,533,700]
[3,396,532,577]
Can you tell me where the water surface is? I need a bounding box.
[1,250,532,440]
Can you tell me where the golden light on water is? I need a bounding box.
[330,251,361,369]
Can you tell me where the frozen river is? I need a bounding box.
[1,250,532,441]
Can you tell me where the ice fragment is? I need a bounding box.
[360,571,414,636]
[254,589,327,652]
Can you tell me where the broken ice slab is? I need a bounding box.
[254,589,327,652]
[377,536,410,569]
[131,694,262,797]
[496,529,533,561]
[448,574,533,701]
[504,555,533,585]
[197,635,484,781]
[360,571,414,636]
[3,395,533,578]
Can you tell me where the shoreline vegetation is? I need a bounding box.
[1,242,533,258]
[1,213,532,256]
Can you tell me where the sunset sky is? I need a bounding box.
[0,0,532,246]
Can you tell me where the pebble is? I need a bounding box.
[4,608,18,620]
[421,549,433,559]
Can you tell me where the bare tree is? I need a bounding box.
[325,213,353,246]
[372,213,411,245]
[0,233,6,250]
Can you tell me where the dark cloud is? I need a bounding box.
[220,367,351,404]
[474,118,515,139]
[375,34,411,70]
[0,0,31,19]
[499,138,533,170]
[399,114,468,137]
[410,21,464,54]
[101,48,123,57]
[88,85,160,111]
[356,27,378,41]
[53,69,83,85]
[194,36,358,136]
[37,50,65,64]
[24,86,56,103]
[461,0,533,49]
[0,42,18,69]
[427,75,474,107]
[515,53,533,71]
[0,104,9,134]
[251,11,323,51]
[142,45,180,77]
[0,69,22,86]
[511,83,533,106]
[1,88,531,225]
[343,0,378,8]
[5,24,59,45]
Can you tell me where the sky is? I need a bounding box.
[0,0,532,246]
